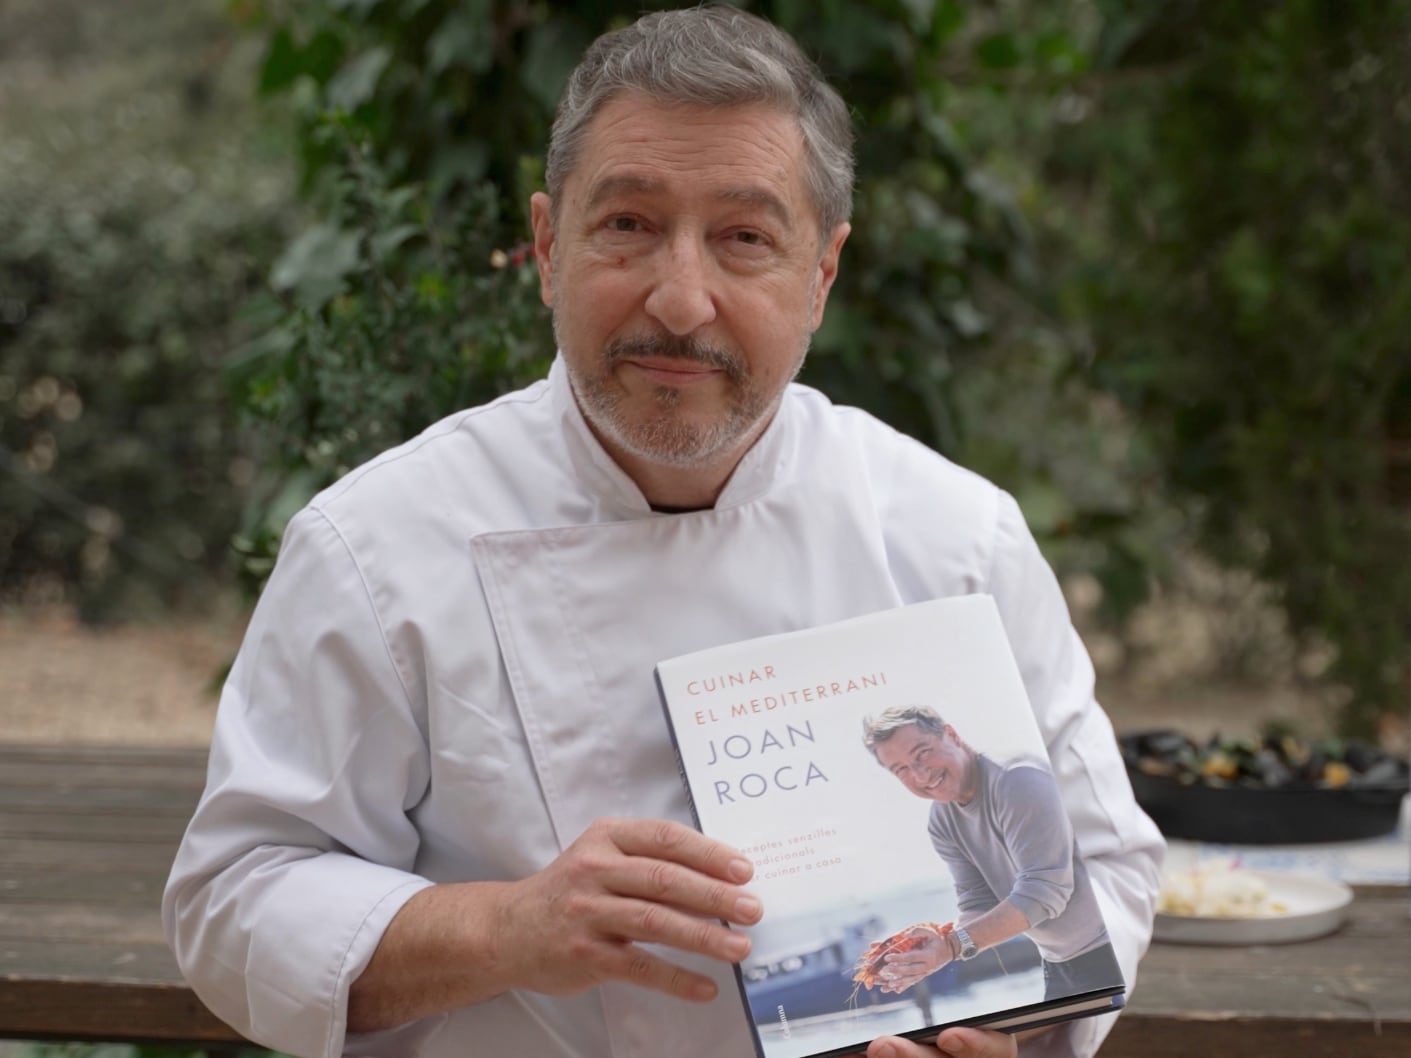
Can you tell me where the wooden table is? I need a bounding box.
[2,743,1408,1052]
[1104,886,1411,1057]
[0,744,238,1044]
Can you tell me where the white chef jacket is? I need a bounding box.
[163,355,1164,1058]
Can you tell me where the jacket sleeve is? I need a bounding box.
[161,507,437,1058]
[986,491,1165,1058]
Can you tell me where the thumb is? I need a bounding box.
[934,1026,1015,1058]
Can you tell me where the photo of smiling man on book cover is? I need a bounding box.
[857,706,1121,1008]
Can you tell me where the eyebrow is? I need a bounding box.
[584,174,794,229]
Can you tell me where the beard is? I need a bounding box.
[558,322,809,468]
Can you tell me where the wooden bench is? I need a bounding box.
[0,744,236,1044]
[2,743,1408,1053]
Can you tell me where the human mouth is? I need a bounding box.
[606,334,745,386]
[622,358,724,387]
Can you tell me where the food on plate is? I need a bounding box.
[1157,862,1290,918]
[1122,729,1407,791]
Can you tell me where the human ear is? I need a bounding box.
[529,191,556,308]
[811,222,851,330]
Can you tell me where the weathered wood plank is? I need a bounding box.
[0,938,180,984]
[0,903,167,946]
[0,863,170,905]
[1122,896,1411,1030]
[0,979,243,1044]
[2,836,186,869]
[0,744,209,769]
[0,784,201,813]
[0,748,209,795]
[1104,1015,1411,1058]
[0,810,194,842]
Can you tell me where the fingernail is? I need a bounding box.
[728,857,754,882]
[726,931,750,958]
[734,894,762,920]
[871,1042,896,1058]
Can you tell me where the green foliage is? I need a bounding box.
[1065,0,1411,733]
[233,0,1152,599]
[0,0,293,619]
[232,0,1409,734]
[230,117,552,589]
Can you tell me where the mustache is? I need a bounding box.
[605,333,745,382]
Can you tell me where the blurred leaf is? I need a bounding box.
[269,223,361,308]
[975,32,1023,70]
[328,0,383,16]
[371,223,422,259]
[931,0,966,47]
[325,47,392,111]
[521,18,591,114]
[1015,481,1073,535]
[258,28,302,95]
[428,4,495,76]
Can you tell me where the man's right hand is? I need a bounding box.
[496,816,762,999]
[348,817,762,1032]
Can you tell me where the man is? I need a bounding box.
[163,8,1163,1058]
[862,706,1123,1005]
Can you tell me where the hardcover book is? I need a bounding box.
[655,594,1126,1058]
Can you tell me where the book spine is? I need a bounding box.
[654,666,704,831]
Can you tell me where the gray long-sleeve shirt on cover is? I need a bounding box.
[928,754,1112,962]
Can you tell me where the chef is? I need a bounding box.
[162,8,1164,1058]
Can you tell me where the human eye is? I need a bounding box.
[603,214,646,234]
[726,227,772,253]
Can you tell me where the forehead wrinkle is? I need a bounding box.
[583,174,796,230]
[584,173,659,212]
[716,186,794,229]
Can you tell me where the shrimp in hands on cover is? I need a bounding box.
[850,921,954,998]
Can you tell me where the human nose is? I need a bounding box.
[644,232,717,335]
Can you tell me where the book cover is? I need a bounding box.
[655,594,1125,1058]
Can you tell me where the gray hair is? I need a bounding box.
[861,705,948,757]
[545,5,854,235]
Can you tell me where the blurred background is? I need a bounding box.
[2,0,1409,758]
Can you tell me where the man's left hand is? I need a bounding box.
[877,925,952,993]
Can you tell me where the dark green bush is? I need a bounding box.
[0,0,293,618]
[231,0,1408,734]
[231,0,1156,597]
[1062,0,1411,734]
[229,117,553,588]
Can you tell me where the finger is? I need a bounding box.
[596,896,752,963]
[866,1037,933,1058]
[601,849,764,925]
[932,1027,1019,1058]
[594,939,725,1003]
[607,817,754,883]
[881,955,921,976]
[868,1032,1014,1058]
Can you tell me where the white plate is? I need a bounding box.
[1153,870,1354,946]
